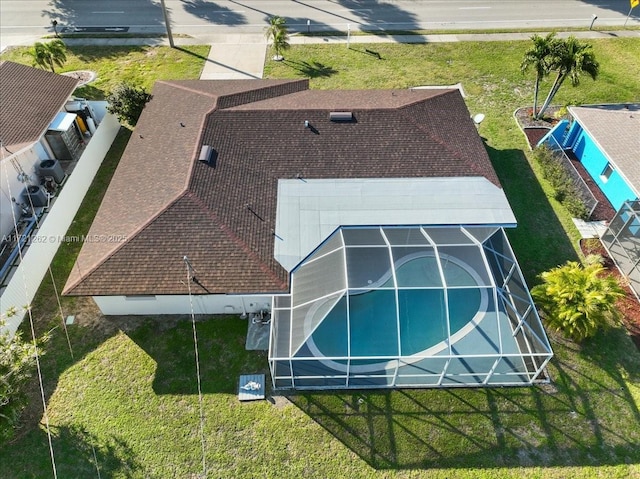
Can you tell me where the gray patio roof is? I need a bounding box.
[569,104,640,197]
[274,177,517,271]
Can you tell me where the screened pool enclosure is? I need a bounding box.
[269,226,553,390]
[601,200,640,300]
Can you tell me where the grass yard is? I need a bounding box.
[0,44,210,99]
[1,38,640,478]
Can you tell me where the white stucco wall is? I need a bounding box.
[0,146,43,239]
[0,114,121,338]
[93,294,273,316]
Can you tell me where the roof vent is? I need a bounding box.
[329,111,353,122]
[198,145,217,167]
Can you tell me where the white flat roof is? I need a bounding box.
[274,177,516,271]
[48,111,76,132]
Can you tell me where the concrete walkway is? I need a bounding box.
[199,34,267,79]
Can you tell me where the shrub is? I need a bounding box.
[106,83,153,127]
[0,312,47,444]
[533,145,590,219]
[531,259,625,342]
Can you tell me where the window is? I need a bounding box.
[600,163,614,182]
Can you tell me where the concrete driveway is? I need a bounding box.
[199,33,267,79]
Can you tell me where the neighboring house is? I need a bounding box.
[541,104,640,300]
[0,61,120,337]
[0,61,79,241]
[64,79,553,389]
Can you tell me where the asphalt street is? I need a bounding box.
[2,0,639,51]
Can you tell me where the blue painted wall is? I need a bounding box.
[537,119,570,149]
[564,122,638,211]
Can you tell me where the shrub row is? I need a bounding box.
[533,145,590,220]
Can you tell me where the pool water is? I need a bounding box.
[304,255,485,365]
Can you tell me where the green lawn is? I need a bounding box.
[1,38,640,478]
[0,44,210,99]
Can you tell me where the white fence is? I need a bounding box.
[0,114,121,338]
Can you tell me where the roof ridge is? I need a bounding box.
[156,80,221,99]
[215,79,309,110]
[399,90,500,186]
[62,191,189,295]
[185,191,287,290]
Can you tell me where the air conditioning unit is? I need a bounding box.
[36,159,65,184]
[22,185,48,207]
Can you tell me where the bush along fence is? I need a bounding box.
[532,141,597,220]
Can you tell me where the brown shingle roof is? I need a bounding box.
[64,80,500,296]
[0,61,78,151]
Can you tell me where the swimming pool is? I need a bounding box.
[301,253,489,373]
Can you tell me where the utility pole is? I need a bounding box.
[159,0,175,48]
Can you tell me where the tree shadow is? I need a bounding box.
[181,0,247,25]
[126,316,269,395]
[228,0,273,21]
[282,58,338,78]
[64,44,148,63]
[175,45,209,62]
[286,18,337,35]
[348,46,384,60]
[577,1,638,15]
[287,343,640,470]
[335,0,422,41]
[73,83,105,101]
[43,0,163,32]
[0,424,143,477]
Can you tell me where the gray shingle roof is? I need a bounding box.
[569,104,640,196]
[64,80,502,296]
[0,61,78,151]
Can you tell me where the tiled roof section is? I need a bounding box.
[64,79,307,295]
[225,89,497,184]
[65,83,501,296]
[400,92,500,186]
[216,79,309,109]
[0,61,78,150]
[66,194,288,295]
[569,104,640,196]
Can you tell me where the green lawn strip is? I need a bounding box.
[2,320,638,478]
[1,44,209,99]
[1,39,640,477]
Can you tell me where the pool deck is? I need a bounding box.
[245,313,270,351]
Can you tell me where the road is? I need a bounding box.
[1,0,639,49]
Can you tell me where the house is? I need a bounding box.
[541,104,640,300]
[64,79,553,389]
[0,61,79,240]
[0,61,120,337]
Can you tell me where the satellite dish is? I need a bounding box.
[473,113,485,125]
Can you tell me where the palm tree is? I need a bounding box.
[531,256,624,342]
[536,36,599,119]
[265,16,290,61]
[521,33,557,119]
[28,40,67,73]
